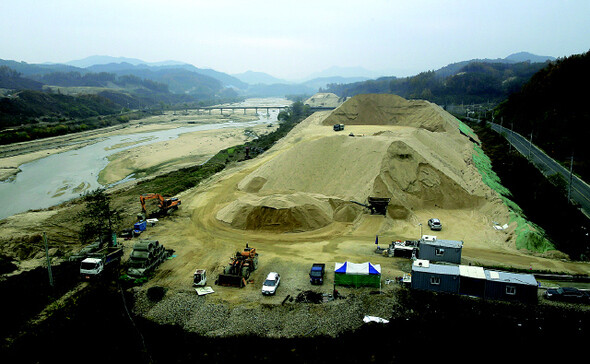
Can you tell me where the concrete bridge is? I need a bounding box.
[195,105,290,115]
[194,105,337,115]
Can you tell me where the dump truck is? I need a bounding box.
[309,263,326,285]
[127,240,170,278]
[333,123,344,131]
[217,245,259,288]
[79,246,123,280]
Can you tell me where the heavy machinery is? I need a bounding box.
[140,193,181,217]
[217,245,259,288]
[350,197,391,215]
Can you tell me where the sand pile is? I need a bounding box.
[304,92,343,108]
[216,94,497,232]
[323,93,453,132]
[216,192,363,232]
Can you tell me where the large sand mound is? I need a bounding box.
[217,94,501,232]
[323,93,454,132]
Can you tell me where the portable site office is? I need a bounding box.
[418,236,463,264]
[334,262,382,288]
[411,260,538,303]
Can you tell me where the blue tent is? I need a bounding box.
[334,262,382,287]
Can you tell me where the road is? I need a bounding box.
[489,122,590,217]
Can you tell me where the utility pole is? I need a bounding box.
[43,232,54,288]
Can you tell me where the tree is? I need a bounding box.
[78,188,121,246]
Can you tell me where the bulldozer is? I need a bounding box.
[217,245,259,288]
[140,193,181,217]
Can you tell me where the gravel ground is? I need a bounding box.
[133,284,398,338]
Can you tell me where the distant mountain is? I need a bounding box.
[84,61,248,90]
[232,71,287,85]
[302,76,371,91]
[0,59,82,76]
[0,66,44,91]
[505,52,556,63]
[304,66,382,81]
[435,52,554,78]
[66,55,188,68]
[324,56,551,105]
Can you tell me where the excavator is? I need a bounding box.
[139,193,181,217]
[217,245,259,287]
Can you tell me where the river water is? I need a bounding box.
[0,98,290,220]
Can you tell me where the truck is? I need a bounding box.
[79,246,123,280]
[309,263,325,285]
[333,123,345,131]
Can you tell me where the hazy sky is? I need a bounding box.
[1,0,588,80]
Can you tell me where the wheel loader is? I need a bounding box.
[217,245,259,287]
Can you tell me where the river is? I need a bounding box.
[0,98,291,220]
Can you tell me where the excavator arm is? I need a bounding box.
[140,193,181,216]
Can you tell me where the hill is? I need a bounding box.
[325,60,547,105]
[232,70,287,85]
[495,50,590,181]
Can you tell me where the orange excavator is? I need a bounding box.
[139,193,181,217]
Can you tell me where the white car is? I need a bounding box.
[428,218,442,231]
[262,272,280,295]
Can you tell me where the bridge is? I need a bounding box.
[194,105,337,115]
[195,105,290,115]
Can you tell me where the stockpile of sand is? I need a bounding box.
[216,192,363,232]
[304,93,343,108]
[216,94,500,232]
[323,93,454,132]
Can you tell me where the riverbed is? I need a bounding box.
[0,98,290,220]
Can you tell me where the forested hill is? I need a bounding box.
[495,51,590,181]
[324,61,548,105]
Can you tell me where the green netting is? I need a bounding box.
[457,119,477,139]
[471,144,554,253]
[334,273,380,288]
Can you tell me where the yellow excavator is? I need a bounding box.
[139,193,181,217]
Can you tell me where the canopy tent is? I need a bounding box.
[334,262,382,288]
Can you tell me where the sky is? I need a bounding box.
[1,0,589,80]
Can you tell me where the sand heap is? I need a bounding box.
[216,94,496,232]
[304,93,343,108]
[323,93,452,132]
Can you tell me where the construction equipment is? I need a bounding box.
[139,193,181,217]
[193,269,207,286]
[217,245,259,288]
[79,246,123,280]
[127,239,170,278]
[350,197,391,215]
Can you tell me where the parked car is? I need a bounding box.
[428,218,442,231]
[544,287,589,303]
[262,272,280,295]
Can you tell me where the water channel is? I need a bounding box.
[0,98,290,220]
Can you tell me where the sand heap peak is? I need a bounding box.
[323,93,452,132]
